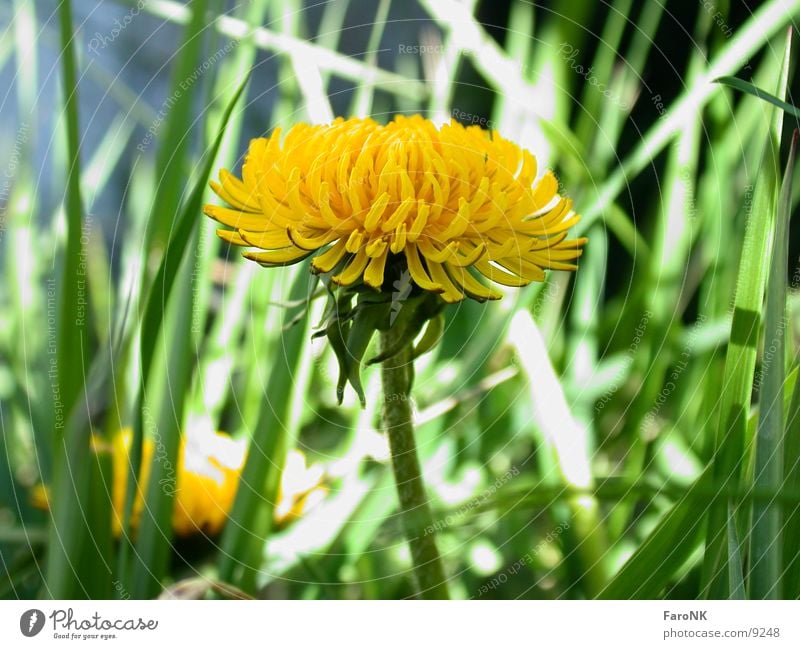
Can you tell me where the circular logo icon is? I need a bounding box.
[20,609,45,637]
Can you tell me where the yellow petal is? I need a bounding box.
[445,263,503,301]
[390,223,407,254]
[365,237,388,258]
[243,246,312,267]
[405,243,444,293]
[363,192,390,233]
[426,261,465,303]
[496,257,546,282]
[417,239,458,264]
[407,203,430,242]
[204,204,266,231]
[449,242,487,267]
[346,229,364,253]
[332,247,369,286]
[380,197,415,233]
[363,248,389,288]
[288,227,338,251]
[219,169,261,211]
[216,229,247,246]
[473,258,531,287]
[238,228,293,248]
[311,238,348,273]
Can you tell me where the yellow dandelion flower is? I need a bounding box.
[32,431,326,537]
[204,115,586,303]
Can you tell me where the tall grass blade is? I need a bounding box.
[749,129,797,598]
[702,28,791,599]
[218,267,317,593]
[715,76,800,120]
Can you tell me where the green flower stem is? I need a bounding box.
[380,328,450,599]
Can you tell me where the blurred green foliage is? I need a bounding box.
[1,0,800,600]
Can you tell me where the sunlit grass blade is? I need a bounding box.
[573,0,633,144]
[749,129,797,598]
[349,0,391,117]
[579,0,799,231]
[508,310,609,597]
[44,346,116,598]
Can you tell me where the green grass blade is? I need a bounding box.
[599,469,710,598]
[508,310,609,596]
[784,358,800,597]
[54,0,89,422]
[349,0,391,117]
[121,76,248,596]
[715,75,800,120]
[218,267,318,593]
[579,0,799,231]
[130,239,198,598]
[574,0,634,145]
[749,129,797,598]
[145,0,210,254]
[702,28,791,599]
[139,75,248,384]
[727,503,746,599]
[45,0,92,599]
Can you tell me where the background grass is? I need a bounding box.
[1,0,800,600]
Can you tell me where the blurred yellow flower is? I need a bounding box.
[204,115,585,303]
[32,430,326,537]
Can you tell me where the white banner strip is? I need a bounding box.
[2,600,798,647]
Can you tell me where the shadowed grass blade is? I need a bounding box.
[715,75,800,120]
[749,130,797,598]
[702,28,791,599]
